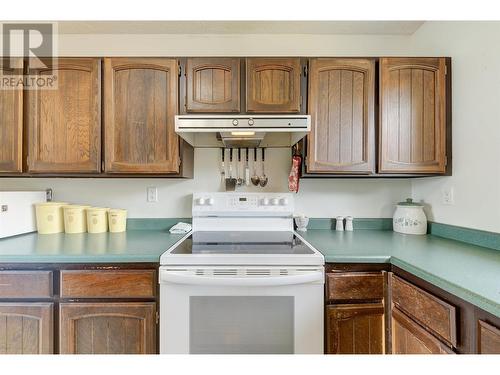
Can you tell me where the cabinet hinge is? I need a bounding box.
[444,156,448,167]
[303,65,308,77]
[156,311,160,324]
[101,161,105,171]
[178,64,182,77]
[444,65,448,75]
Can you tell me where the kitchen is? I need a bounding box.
[0,4,499,372]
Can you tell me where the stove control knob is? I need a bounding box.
[197,198,206,206]
[261,198,269,206]
[270,198,279,206]
[248,118,254,126]
[232,119,239,126]
[279,198,289,206]
[206,198,215,206]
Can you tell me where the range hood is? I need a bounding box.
[175,115,311,148]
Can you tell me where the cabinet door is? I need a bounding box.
[326,303,384,354]
[185,58,240,112]
[104,58,179,173]
[0,59,23,173]
[26,58,101,173]
[392,306,453,354]
[307,58,375,173]
[477,320,500,354]
[246,58,301,113]
[379,57,447,173]
[0,303,53,354]
[59,302,156,354]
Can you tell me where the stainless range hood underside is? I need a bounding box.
[175,115,311,148]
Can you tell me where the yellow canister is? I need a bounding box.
[108,209,127,233]
[35,202,68,234]
[86,207,109,233]
[63,205,90,234]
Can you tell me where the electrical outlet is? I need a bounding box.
[442,187,454,205]
[147,187,158,202]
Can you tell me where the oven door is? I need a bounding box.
[160,266,324,354]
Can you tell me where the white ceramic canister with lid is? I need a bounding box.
[35,202,68,234]
[393,198,427,235]
[108,209,127,233]
[63,205,90,233]
[86,207,109,233]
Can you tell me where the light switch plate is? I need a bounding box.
[442,187,454,205]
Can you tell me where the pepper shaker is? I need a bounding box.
[345,216,354,231]
[335,216,344,231]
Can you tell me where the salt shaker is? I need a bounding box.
[335,216,344,231]
[345,216,354,231]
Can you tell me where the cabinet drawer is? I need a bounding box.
[326,272,384,301]
[478,320,500,354]
[391,274,456,347]
[60,270,156,299]
[0,271,53,298]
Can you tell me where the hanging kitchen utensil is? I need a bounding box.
[220,148,226,185]
[259,148,268,187]
[225,148,236,191]
[245,148,250,186]
[236,148,244,186]
[251,147,260,186]
[289,144,302,193]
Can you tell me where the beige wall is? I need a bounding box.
[409,22,500,232]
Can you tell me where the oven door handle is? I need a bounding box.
[160,271,323,287]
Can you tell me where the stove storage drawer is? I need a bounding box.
[326,271,384,302]
[60,270,156,299]
[0,271,53,298]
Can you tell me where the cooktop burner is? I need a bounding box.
[170,231,316,255]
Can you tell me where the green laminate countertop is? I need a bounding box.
[298,229,500,317]
[0,230,186,263]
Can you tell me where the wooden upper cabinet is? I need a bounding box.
[0,303,53,354]
[246,58,301,113]
[307,58,375,174]
[59,302,156,354]
[104,58,179,174]
[0,59,23,173]
[26,58,101,173]
[185,58,240,113]
[379,57,447,173]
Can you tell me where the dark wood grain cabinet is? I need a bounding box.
[325,271,385,354]
[59,302,156,354]
[103,57,180,174]
[0,303,53,354]
[392,306,453,354]
[0,59,23,173]
[379,57,447,174]
[185,58,240,113]
[326,303,384,354]
[25,58,101,173]
[246,58,301,113]
[477,320,500,354]
[307,58,375,174]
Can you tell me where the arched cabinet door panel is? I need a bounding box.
[0,59,23,173]
[379,57,447,174]
[26,58,101,173]
[185,58,240,113]
[104,58,179,173]
[59,302,156,354]
[246,58,301,113]
[307,58,375,173]
[0,303,53,354]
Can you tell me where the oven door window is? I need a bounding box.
[189,296,294,354]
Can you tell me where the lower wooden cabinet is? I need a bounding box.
[392,306,453,354]
[326,303,385,354]
[0,303,53,354]
[59,302,156,354]
[477,320,500,354]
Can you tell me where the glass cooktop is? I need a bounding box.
[170,231,315,255]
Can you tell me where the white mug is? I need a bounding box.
[335,216,344,231]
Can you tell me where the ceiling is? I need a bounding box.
[56,21,425,35]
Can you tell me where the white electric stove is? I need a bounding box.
[159,192,324,354]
